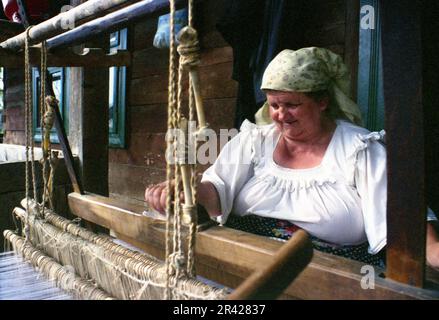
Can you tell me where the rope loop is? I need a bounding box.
[177,26,200,69]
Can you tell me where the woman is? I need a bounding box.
[145,47,439,269]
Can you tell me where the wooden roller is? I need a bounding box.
[227,229,313,300]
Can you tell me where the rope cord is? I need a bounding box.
[165,0,178,299]
[165,0,204,296]
[24,26,33,241]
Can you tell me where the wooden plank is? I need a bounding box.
[381,0,426,287]
[109,163,165,202]
[344,0,360,100]
[0,47,131,68]
[68,192,439,299]
[0,158,73,194]
[129,62,237,105]
[132,18,158,52]
[227,230,313,300]
[0,0,143,51]
[44,71,84,195]
[46,0,188,50]
[131,46,232,79]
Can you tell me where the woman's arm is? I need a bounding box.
[145,180,222,218]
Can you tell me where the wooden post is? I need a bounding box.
[227,230,313,300]
[44,70,84,195]
[381,0,426,287]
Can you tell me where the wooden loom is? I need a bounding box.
[1,0,439,300]
[0,0,313,300]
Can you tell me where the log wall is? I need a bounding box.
[2,0,352,205]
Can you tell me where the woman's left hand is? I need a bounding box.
[427,242,439,271]
[426,222,439,271]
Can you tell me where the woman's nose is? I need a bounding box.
[277,107,288,121]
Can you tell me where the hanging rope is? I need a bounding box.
[40,40,53,214]
[165,0,178,299]
[164,0,206,298]
[24,26,36,241]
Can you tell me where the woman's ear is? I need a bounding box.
[319,97,330,111]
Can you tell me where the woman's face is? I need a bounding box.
[267,91,328,140]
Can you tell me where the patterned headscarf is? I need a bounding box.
[256,47,363,125]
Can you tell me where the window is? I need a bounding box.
[108,29,127,148]
[32,67,69,143]
[30,29,127,147]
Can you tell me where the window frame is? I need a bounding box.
[357,0,384,131]
[108,28,127,149]
[32,67,70,144]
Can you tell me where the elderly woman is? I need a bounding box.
[145,47,439,269]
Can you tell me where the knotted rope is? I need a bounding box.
[165,0,206,297]
[24,26,38,240]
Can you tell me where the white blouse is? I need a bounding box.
[202,119,388,254]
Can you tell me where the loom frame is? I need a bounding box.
[1,0,438,299]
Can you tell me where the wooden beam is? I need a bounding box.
[0,0,143,51]
[44,71,84,195]
[46,0,188,50]
[381,0,426,287]
[0,20,24,42]
[0,47,131,67]
[227,229,312,300]
[68,192,439,299]
[0,47,128,67]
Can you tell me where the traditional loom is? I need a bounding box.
[3,0,437,301]
[0,0,313,300]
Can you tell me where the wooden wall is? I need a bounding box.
[2,0,354,206]
[2,68,26,145]
[0,160,74,251]
[108,0,237,204]
[108,0,353,204]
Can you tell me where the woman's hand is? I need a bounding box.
[145,180,222,218]
[427,242,439,271]
[426,222,439,271]
[145,181,170,215]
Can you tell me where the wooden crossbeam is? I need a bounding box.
[0,0,143,51]
[46,0,188,51]
[0,47,131,68]
[68,192,439,300]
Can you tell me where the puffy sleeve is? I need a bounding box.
[201,121,258,224]
[354,131,387,254]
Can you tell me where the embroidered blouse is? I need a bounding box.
[202,119,388,254]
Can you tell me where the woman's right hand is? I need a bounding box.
[145,181,169,215]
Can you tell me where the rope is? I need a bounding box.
[165,0,204,297]
[40,40,50,215]
[24,26,33,241]
[165,0,178,299]
[42,96,57,211]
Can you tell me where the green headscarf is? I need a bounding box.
[256,47,363,126]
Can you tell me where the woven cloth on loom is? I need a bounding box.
[0,251,74,300]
